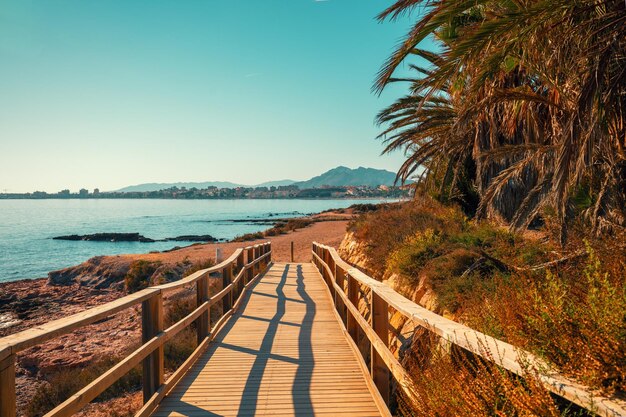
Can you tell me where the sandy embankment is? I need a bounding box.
[0,210,353,415]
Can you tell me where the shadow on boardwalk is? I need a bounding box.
[167,263,317,417]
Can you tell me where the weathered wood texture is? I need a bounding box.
[311,242,626,417]
[152,262,386,417]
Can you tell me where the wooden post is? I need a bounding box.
[222,264,233,315]
[290,241,294,263]
[335,266,347,323]
[261,244,267,269]
[371,291,390,404]
[236,252,245,300]
[324,249,335,299]
[247,247,254,284]
[347,274,359,344]
[142,292,164,403]
[196,274,210,344]
[0,353,16,417]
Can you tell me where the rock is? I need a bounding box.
[165,235,218,242]
[53,233,155,242]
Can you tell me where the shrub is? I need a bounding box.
[350,197,626,400]
[348,198,466,277]
[446,243,626,395]
[232,232,264,242]
[164,327,197,370]
[264,218,313,236]
[165,295,196,328]
[396,332,565,417]
[124,260,161,293]
[163,294,198,370]
[386,229,443,278]
[184,258,214,275]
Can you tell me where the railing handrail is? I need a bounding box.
[0,242,272,417]
[311,242,626,417]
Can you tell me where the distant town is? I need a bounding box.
[0,184,412,200]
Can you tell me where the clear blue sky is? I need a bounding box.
[0,1,417,192]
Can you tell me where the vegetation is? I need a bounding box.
[396,331,566,417]
[232,218,313,241]
[124,260,162,293]
[372,4,626,409]
[376,0,626,243]
[163,294,198,370]
[348,199,626,414]
[25,354,142,417]
[125,258,215,292]
[24,286,212,417]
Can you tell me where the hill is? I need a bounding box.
[254,179,296,188]
[116,181,243,193]
[113,166,402,192]
[293,166,400,189]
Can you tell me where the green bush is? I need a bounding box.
[124,260,161,293]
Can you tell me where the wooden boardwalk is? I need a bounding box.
[152,262,384,417]
[4,243,619,417]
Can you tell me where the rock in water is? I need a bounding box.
[165,235,218,242]
[53,233,155,242]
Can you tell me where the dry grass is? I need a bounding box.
[349,198,626,413]
[24,352,142,417]
[396,331,570,417]
[232,218,314,242]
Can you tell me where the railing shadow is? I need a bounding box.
[293,264,315,416]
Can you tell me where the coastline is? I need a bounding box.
[0,208,355,415]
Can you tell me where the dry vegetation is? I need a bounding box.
[232,218,313,242]
[23,258,216,417]
[348,199,626,415]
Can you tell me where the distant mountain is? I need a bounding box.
[114,167,403,193]
[254,179,296,188]
[293,166,402,189]
[116,181,243,193]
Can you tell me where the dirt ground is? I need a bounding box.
[131,217,350,264]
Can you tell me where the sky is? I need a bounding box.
[0,1,420,192]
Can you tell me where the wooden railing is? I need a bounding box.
[312,242,626,417]
[0,242,272,417]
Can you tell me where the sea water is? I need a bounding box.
[0,198,390,282]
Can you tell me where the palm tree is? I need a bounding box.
[376,0,626,242]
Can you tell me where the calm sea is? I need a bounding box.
[0,198,389,283]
